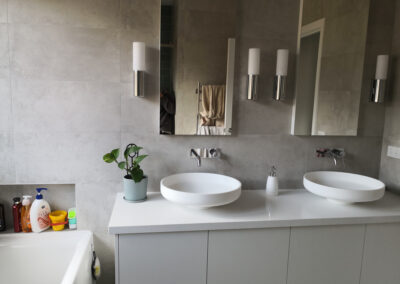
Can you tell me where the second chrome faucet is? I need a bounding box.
[316,148,345,166]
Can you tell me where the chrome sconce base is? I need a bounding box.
[247,74,258,100]
[370,79,385,103]
[134,70,145,97]
[273,75,286,101]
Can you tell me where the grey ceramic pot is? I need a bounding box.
[123,175,148,202]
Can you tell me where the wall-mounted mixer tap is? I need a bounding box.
[190,148,220,167]
[190,149,202,167]
[316,148,345,166]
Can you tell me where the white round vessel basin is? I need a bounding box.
[304,171,385,204]
[160,173,242,208]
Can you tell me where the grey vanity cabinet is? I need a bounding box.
[207,228,290,284]
[115,223,400,284]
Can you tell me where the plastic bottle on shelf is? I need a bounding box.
[12,197,22,232]
[30,188,51,233]
[21,195,32,233]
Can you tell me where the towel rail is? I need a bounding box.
[195,81,202,95]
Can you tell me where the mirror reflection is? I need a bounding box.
[292,0,370,136]
[159,0,235,136]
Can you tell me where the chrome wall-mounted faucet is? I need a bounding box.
[316,148,345,166]
[190,148,220,167]
[190,149,202,167]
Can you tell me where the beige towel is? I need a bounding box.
[200,85,225,126]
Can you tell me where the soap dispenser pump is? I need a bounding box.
[30,188,51,233]
[266,166,279,196]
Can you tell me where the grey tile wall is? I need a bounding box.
[0,0,392,283]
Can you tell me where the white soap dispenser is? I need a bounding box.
[30,188,51,233]
[266,166,279,196]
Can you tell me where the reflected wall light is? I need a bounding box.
[247,48,260,100]
[370,54,389,103]
[273,49,289,101]
[133,42,146,97]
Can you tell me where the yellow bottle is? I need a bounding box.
[21,195,32,233]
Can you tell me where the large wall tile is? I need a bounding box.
[121,83,159,133]
[8,0,120,29]
[9,24,120,82]
[76,182,122,233]
[120,0,159,32]
[0,24,9,79]
[12,79,121,132]
[0,132,16,184]
[0,79,12,132]
[0,0,6,23]
[238,0,299,40]
[14,131,121,184]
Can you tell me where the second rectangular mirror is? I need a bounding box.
[292,0,370,136]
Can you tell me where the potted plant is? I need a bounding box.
[103,143,148,202]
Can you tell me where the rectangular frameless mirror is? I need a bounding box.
[292,0,370,136]
[159,0,236,136]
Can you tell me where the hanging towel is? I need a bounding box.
[197,126,226,135]
[199,85,225,126]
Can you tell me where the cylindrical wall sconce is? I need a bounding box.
[273,49,289,101]
[133,42,146,97]
[370,54,389,103]
[247,48,260,100]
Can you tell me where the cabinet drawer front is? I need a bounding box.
[287,225,365,284]
[361,223,400,284]
[207,228,290,284]
[118,231,207,284]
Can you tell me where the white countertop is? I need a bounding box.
[108,189,400,234]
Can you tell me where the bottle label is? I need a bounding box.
[37,207,50,229]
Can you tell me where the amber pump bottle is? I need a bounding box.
[21,196,32,233]
[12,197,22,232]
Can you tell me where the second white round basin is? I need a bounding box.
[304,171,385,204]
[160,173,242,208]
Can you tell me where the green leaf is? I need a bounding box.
[134,155,148,164]
[131,168,144,183]
[124,148,129,159]
[129,146,143,155]
[111,148,120,159]
[103,153,115,163]
[118,161,126,170]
